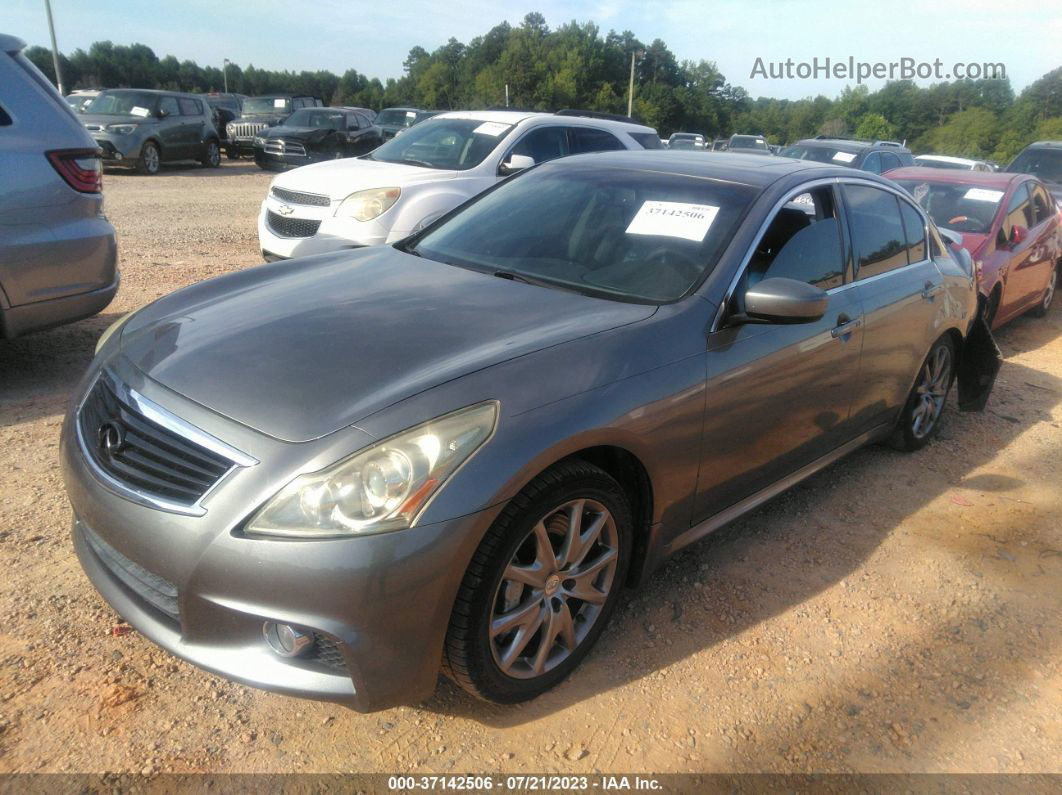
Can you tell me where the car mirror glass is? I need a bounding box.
[500,153,535,175]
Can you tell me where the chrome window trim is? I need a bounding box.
[75,372,257,516]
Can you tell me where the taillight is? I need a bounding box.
[46,148,103,193]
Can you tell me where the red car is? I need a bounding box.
[886,167,1060,329]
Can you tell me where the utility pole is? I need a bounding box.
[626,50,643,117]
[223,58,230,93]
[43,0,65,94]
[505,84,509,108]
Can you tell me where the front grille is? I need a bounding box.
[266,210,321,238]
[78,376,233,506]
[271,186,330,207]
[229,122,267,140]
[264,139,307,157]
[82,525,180,623]
[310,634,348,672]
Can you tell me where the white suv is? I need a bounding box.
[257,110,661,260]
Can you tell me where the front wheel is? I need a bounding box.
[889,336,955,452]
[136,141,160,175]
[200,140,221,168]
[444,460,632,704]
[1031,264,1057,318]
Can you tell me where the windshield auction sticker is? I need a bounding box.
[964,188,1005,203]
[625,201,720,242]
[832,151,856,163]
[473,121,510,136]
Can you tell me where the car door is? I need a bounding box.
[696,182,864,519]
[156,95,185,160]
[843,182,942,431]
[995,183,1038,322]
[178,97,207,154]
[1016,182,1060,307]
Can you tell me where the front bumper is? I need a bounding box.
[92,134,142,162]
[60,364,500,711]
[256,196,391,258]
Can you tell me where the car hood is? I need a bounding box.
[119,248,656,442]
[273,157,457,198]
[265,125,337,143]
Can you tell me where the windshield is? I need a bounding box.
[895,179,1003,234]
[284,109,346,129]
[84,90,158,117]
[669,139,698,150]
[377,109,418,127]
[1008,148,1062,185]
[781,144,859,165]
[409,163,758,302]
[367,118,513,171]
[916,158,972,171]
[730,135,767,150]
[244,97,289,114]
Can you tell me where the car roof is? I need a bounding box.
[1022,140,1062,150]
[435,110,545,125]
[0,34,26,54]
[549,150,870,187]
[915,154,983,165]
[884,166,1024,188]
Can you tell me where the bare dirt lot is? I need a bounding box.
[0,161,1059,775]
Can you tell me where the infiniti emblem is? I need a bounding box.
[98,421,126,456]
[276,203,294,216]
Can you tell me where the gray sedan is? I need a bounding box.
[61,151,992,710]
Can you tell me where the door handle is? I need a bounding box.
[921,280,944,300]
[831,316,863,338]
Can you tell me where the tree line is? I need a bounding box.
[26,12,1062,163]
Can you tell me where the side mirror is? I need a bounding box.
[155,108,169,119]
[743,277,828,324]
[500,154,535,175]
[1009,224,1028,247]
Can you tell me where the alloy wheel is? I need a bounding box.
[489,498,619,679]
[1044,268,1057,312]
[144,145,159,173]
[208,142,220,167]
[911,345,952,439]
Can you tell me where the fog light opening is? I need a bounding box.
[263,621,313,658]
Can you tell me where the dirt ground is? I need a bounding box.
[0,160,1059,776]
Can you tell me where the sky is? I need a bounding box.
[7,0,1061,101]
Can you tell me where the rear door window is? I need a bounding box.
[509,126,569,164]
[898,199,928,263]
[880,152,902,172]
[1000,184,1033,243]
[178,98,202,116]
[862,152,882,174]
[159,96,180,117]
[570,127,626,153]
[845,184,909,279]
[1029,183,1053,225]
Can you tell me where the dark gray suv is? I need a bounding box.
[62,152,993,711]
[0,33,117,338]
[80,88,221,174]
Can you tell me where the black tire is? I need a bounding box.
[888,336,956,452]
[200,139,221,168]
[135,141,160,175]
[444,460,632,704]
[1030,264,1058,318]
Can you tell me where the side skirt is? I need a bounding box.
[664,424,892,557]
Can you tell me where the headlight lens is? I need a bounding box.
[335,187,401,221]
[245,401,497,538]
[94,312,133,354]
[106,124,137,134]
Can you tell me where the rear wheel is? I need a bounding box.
[136,141,160,175]
[444,460,632,704]
[1031,264,1058,318]
[889,336,955,452]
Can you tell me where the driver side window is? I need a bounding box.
[509,127,569,165]
[1000,184,1033,245]
[158,96,180,117]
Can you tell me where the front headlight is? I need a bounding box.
[334,187,401,221]
[245,401,498,538]
[94,311,134,354]
[106,123,137,135]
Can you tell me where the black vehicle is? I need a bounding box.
[200,93,246,156]
[225,94,324,157]
[1006,141,1062,204]
[253,107,383,171]
[376,107,422,140]
[779,136,914,173]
